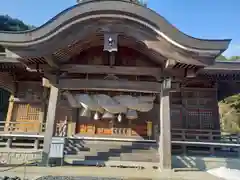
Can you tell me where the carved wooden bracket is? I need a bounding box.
[165,59,177,69]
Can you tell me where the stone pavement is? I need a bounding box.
[0,166,224,180]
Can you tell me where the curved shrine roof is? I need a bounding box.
[0,0,232,68]
[0,0,230,50]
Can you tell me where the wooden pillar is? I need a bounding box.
[39,87,48,133]
[42,85,59,165]
[159,79,172,170]
[67,108,78,136]
[4,95,15,132]
[5,80,17,132]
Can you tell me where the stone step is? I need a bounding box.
[65,143,157,152]
[66,150,158,156]
[65,150,159,162]
[65,145,157,155]
[120,153,159,162]
[66,139,157,147]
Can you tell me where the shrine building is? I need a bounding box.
[0,0,239,169]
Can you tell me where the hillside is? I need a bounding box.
[219,95,240,133]
[217,55,240,133]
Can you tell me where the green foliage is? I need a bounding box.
[216,54,240,61]
[229,56,240,61]
[219,95,240,133]
[223,94,240,111]
[136,0,147,6]
[0,15,33,31]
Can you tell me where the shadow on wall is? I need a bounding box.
[172,155,240,170]
[0,88,10,123]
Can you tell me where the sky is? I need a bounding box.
[0,0,239,57]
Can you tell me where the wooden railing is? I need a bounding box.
[171,128,240,157]
[1,121,46,134]
[172,128,240,143]
[0,151,42,165]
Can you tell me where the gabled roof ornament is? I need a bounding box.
[104,33,118,52]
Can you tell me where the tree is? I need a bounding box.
[216,55,228,61]
[136,0,147,6]
[219,101,240,134]
[216,55,240,61]
[0,15,33,31]
[229,56,240,61]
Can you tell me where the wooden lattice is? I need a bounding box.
[186,109,200,129]
[186,108,214,129]
[13,103,42,132]
[15,104,41,121]
[170,108,182,128]
[199,109,214,129]
[182,88,217,129]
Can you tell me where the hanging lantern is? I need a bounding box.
[93,112,101,121]
[117,114,122,123]
[79,108,91,118]
[102,112,114,119]
[126,109,138,120]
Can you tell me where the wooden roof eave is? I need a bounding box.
[0,56,43,72]
[0,56,20,63]
[198,61,240,75]
[0,0,230,53]
[2,29,210,67]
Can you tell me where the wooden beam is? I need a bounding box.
[40,87,48,124]
[58,79,161,93]
[185,69,197,78]
[163,68,185,79]
[42,85,59,166]
[43,73,60,85]
[39,64,162,80]
[44,55,59,69]
[4,95,15,132]
[12,98,41,103]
